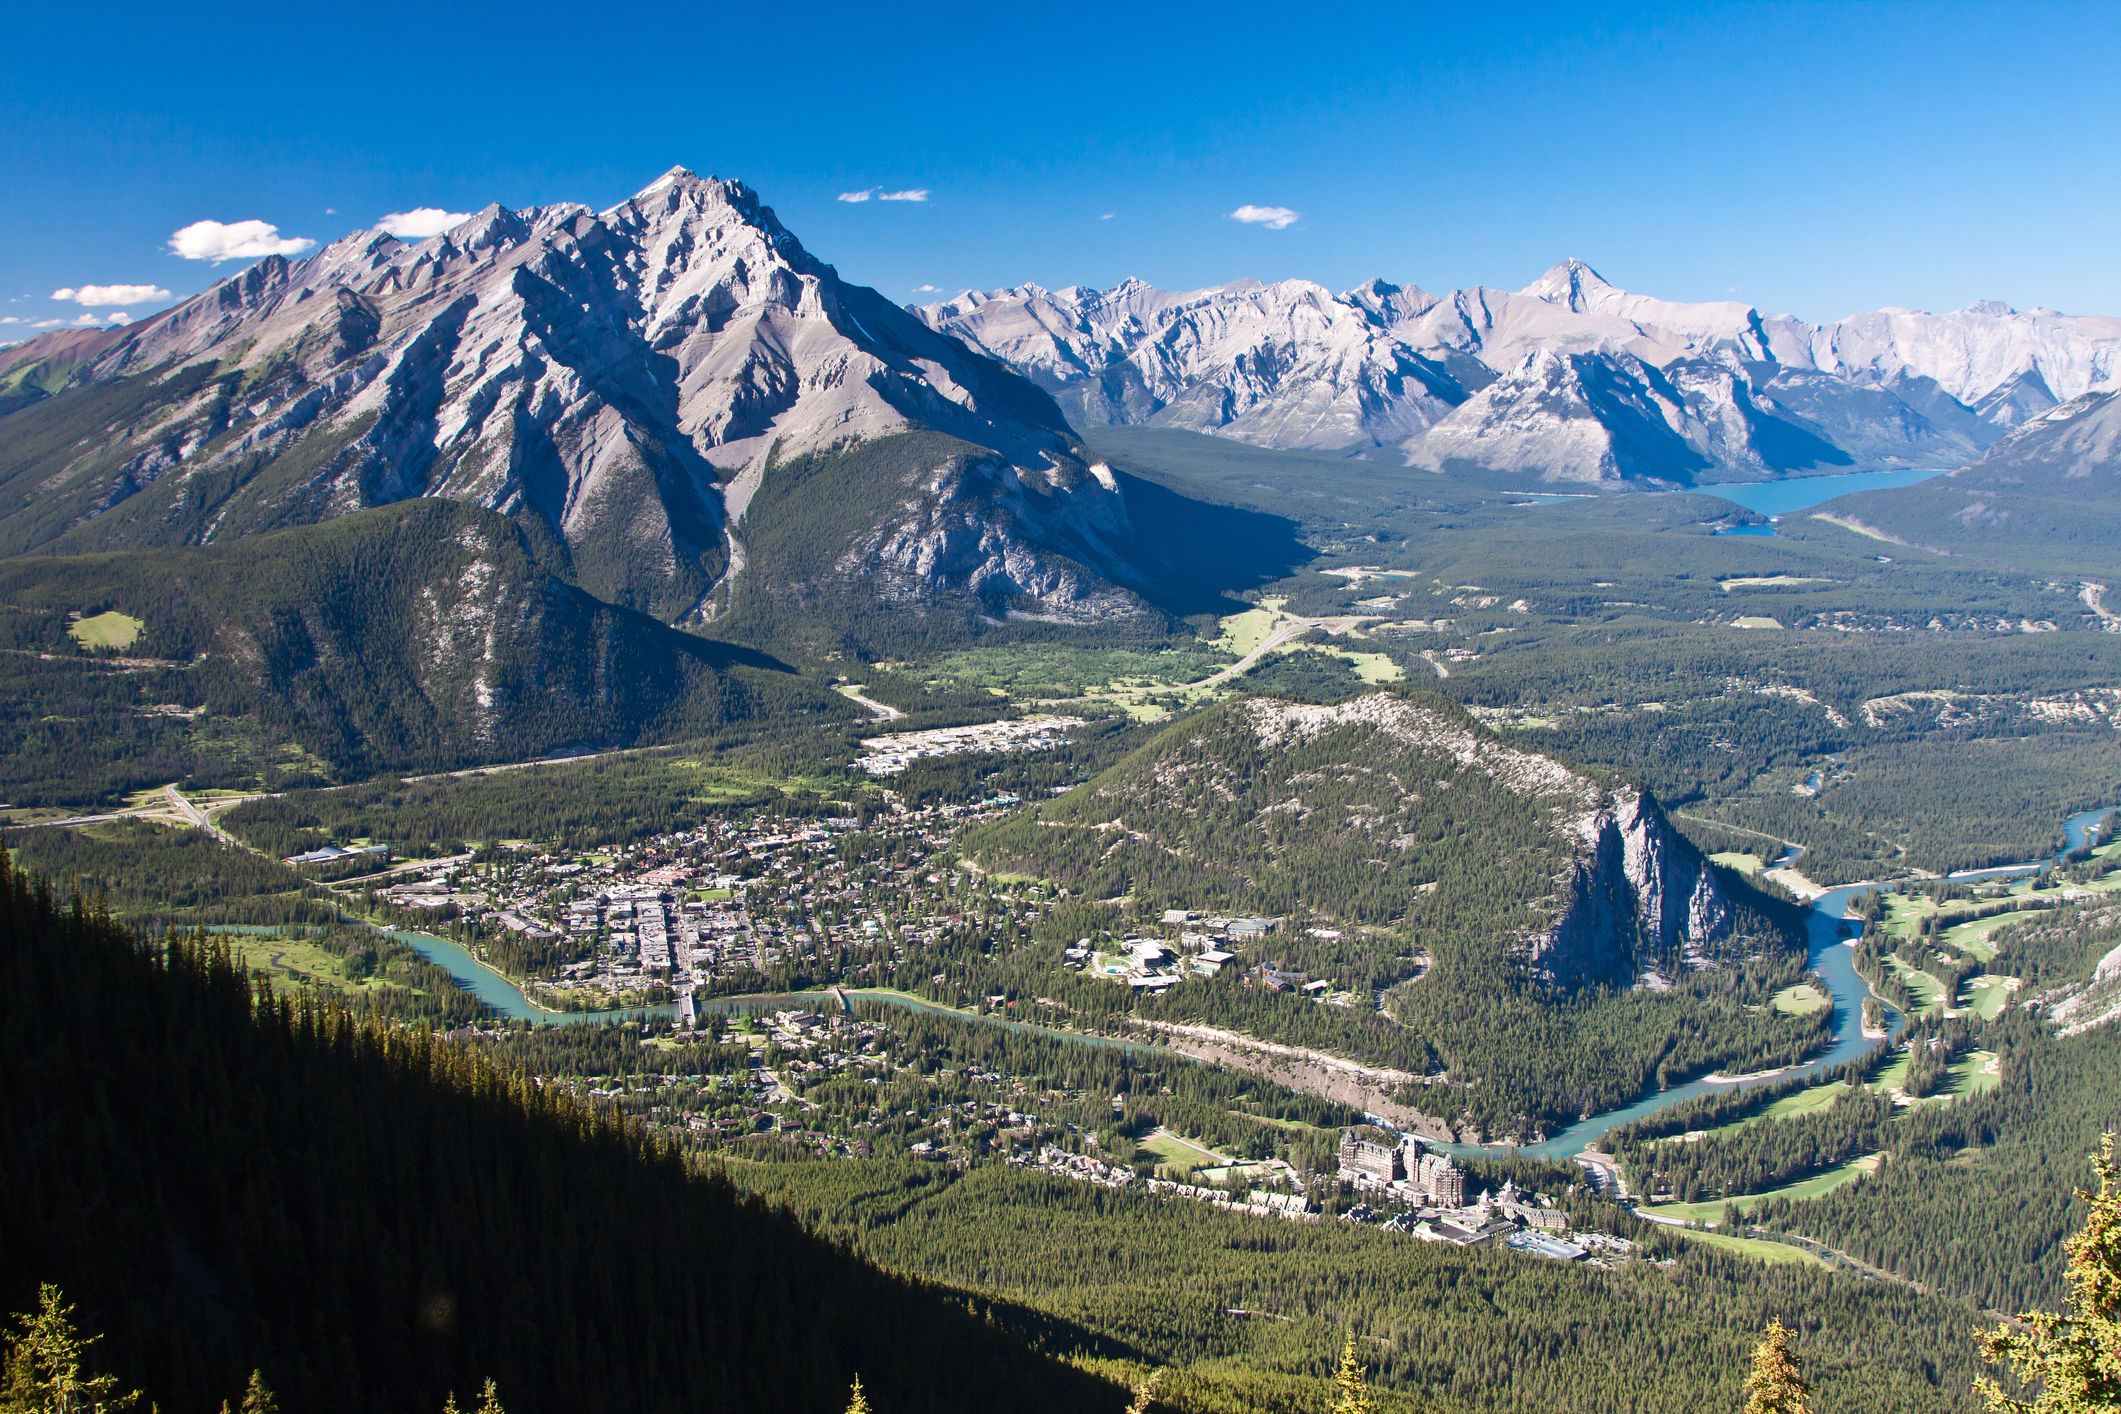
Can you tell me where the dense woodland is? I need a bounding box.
[0,854,1125,1414]
[725,1157,1989,1414]
[959,691,1824,1136]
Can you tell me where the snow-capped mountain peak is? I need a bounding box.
[920,262,2121,481]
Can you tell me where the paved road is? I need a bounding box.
[400,751,610,784]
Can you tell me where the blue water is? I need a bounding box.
[392,930,675,1025]
[380,806,2117,1129]
[1439,801,2120,1159]
[1698,466,1947,517]
[1440,884,1890,1161]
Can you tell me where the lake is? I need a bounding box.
[1696,466,1947,517]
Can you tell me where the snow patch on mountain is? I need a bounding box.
[919,260,2121,479]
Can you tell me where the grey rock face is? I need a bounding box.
[1529,789,1734,987]
[919,260,2121,481]
[5,169,1130,623]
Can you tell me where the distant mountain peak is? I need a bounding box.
[1522,258,1621,308]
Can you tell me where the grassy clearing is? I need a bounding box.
[1962,974,2015,1020]
[1945,1050,2001,1099]
[1230,1110,1334,1135]
[920,642,1235,700]
[1304,646,1404,684]
[224,935,406,999]
[1640,1154,1881,1225]
[1869,1051,1911,1093]
[1710,851,1765,876]
[68,610,143,650]
[1763,1080,1852,1120]
[1730,616,1785,630]
[1771,983,1829,1016]
[1719,577,1832,591]
[1884,955,1945,1014]
[1213,601,1284,658]
[1663,1227,1828,1267]
[1141,1129,1223,1176]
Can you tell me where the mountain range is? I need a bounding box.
[918,264,2121,484]
[0,169,1279,635]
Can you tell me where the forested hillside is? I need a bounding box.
[0,855,1121,1414]
[0,499,849,803]
[964,689,1825,1136]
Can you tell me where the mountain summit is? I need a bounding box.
[0,170,1154,625]
[920,268,2121,483]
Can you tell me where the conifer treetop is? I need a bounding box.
[1977,1134,2121,1414]
[1742,1318,1813,1414]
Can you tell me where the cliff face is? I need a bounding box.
[1529,789,1735,987]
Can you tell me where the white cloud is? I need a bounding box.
[1228,204,1300,230]
[169,219,317,263]
[379,207,471,240]
[30,320,64,328]
[839,187,928,203]
[1100,212,1116,220]
[51,283,171,307]
[0,316,17,324]
[911,284,939,293]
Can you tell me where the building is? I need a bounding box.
[1502,1231,1587,1262]
[1417,1150,1466,1207]
[1339,1132,1404,1187]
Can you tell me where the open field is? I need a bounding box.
[220,934,422,1003]
[1884,955,1946,1014]
[67,609,143,649]
[1140,1129,1224,1176]
[921,642,1236,700]
[1771,983,1829,1015]
[1639,1153,1882,1226]
[1661,1227,1829,1267]
[1719,576,1833,591]
[1962,974,2016,1020]
[1763,1080,1852,1120]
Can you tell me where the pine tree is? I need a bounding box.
[473,1381,504,1414]
[844,1375,870,1414]
[1332,1332,1378,1414]
[238,1371,276,1414]
[1976,1134,2121,1414]
[1742,1319,1813,1414]
[0,1285,141,1414]
[1123,1369,1161,1414]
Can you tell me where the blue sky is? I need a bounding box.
[6,0,2120,337]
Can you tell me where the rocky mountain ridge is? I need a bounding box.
[0,170,1165,627]
[918,263,2121,484]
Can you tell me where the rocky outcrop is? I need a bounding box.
[1529,789,1734,987]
